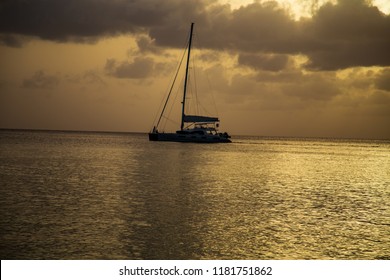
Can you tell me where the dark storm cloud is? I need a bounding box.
[302,0,390,70]
[1,0,389,70]
[148,0,390,70]
[201,1,298,53]
[0,0,211,43]
[151,0,390,71]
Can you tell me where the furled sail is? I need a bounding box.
[183,115,219,123]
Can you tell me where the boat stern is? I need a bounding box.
[148,132,159,141]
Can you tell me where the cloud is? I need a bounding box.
[148,0,390,70]
[280,73,342,101]
[22,71,60,89]
[302,0,390,70]
[0,0,140,42]
[375,68,390,91]
[0,34,26,47]
[0,0,210,44]
[367,91,390,107]
[148,1,299,52]
[105,57,155,79]
[136,35,162,54]
[238,53,289,72]
[1,0,389,71]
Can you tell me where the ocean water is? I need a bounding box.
[0,129,389,260]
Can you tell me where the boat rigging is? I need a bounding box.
[149,23,231,143]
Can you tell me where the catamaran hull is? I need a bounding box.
[149,132,231,143]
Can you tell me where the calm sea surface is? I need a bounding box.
[0,130,389,259]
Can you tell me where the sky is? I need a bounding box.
[0,0,389,139]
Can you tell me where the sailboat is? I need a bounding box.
[149,23,231,143]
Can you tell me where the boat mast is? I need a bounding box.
[181,22,194,131]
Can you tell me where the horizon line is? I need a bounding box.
[1,127,389,141]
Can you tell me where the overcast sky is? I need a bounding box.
[1,0,389,139]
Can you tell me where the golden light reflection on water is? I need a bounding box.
[0,131,389,259]
[129,137,390,259]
